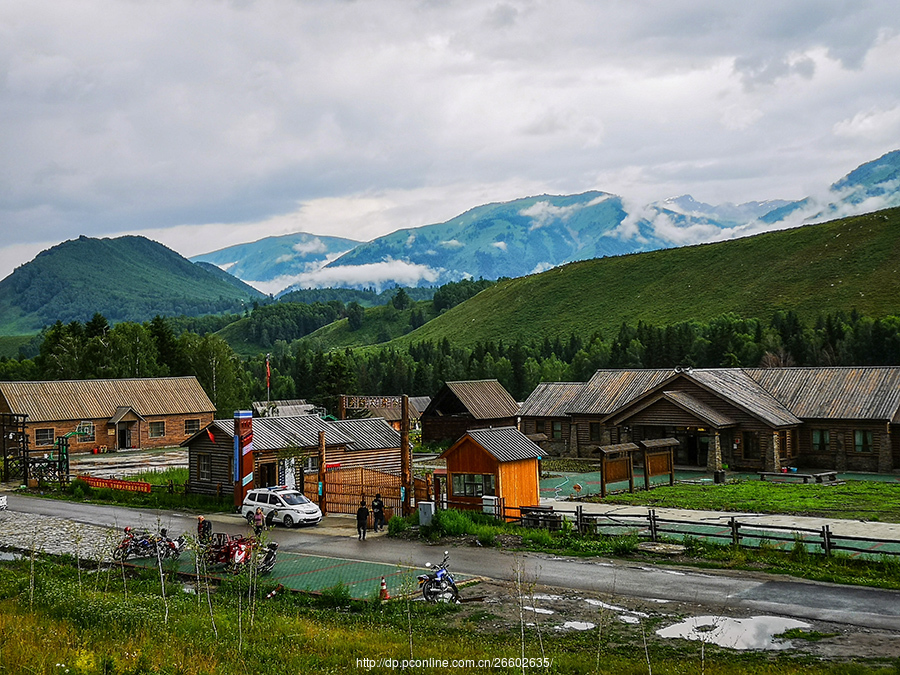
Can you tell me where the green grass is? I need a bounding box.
[0,556,894,674]
[599,479,900,522]
[60,477,234,513]
[386,207,900,349]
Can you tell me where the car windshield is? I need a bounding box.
[280,492,310,506]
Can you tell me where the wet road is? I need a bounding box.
[6,493,900,630]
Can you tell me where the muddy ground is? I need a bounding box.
[450,578,900,664]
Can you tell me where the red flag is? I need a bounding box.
[266,356,271,390]
[206,428,215,443]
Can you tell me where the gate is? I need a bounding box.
[304,466,429,517]
[1,413,27,483]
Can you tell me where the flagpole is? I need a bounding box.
[266,353,271,409]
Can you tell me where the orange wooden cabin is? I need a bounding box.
[439,426,542,515]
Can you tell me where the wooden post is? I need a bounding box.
[642,447,650,492]
[317,430,327,514]
[338,395,346,420]
[401,394,411,516]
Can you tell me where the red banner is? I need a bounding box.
[76,475,152,493]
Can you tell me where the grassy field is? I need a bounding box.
[1,557,895,674]
[598,480,900,523]
[387,207,900,349]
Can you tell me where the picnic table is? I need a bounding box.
[757,471,838,484]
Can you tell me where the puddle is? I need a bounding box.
[524,606,554,615]
[619,615,641,624]
[656,615,810,651]
[0,551,22,561]
[558,621,596,631]
[530,594,562,601]
[584,598,649,618]
[182,585,197,595]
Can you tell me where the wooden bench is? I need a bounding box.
[758,471,838,484]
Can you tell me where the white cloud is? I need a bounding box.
[440,239,465,249]
[292,238,328,256]
[265,259,444,294]
[834,106,900,141]
[492,241,507,251]
[521,201,582,231]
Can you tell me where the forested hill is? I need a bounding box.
[388,207,900,349]
[0,235,264,335]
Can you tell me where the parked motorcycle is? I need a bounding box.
[418,550,459,603]
[156,528,186,560]
[112,527,184,562]
[201,533,278,574]
[257,541,278,574]
[112,527,155,561]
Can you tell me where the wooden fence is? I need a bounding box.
[494,504,900,560]
[303,466,429,517]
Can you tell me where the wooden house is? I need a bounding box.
[517,382,583,456]
[438,426,542,513]
[364,396,430,432]
[0,377,215,454]
[520,367,900,473]
[421,380,519,443]
[185,415,402,496]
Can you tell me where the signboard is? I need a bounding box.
[234,410,254,507]
[76,475,152,493]
[343,395,403,410]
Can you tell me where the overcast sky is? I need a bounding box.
[1,0,899,281]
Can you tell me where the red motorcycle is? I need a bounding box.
[201,533,277,574]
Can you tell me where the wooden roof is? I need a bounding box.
[330,418,402,450]
[744,367,900,422]
[441,426,543,463]
[565,366,900,426]
[0,377,215,423]
[426,379,519,419]
[518,382,584,417]
[196,416,400,452]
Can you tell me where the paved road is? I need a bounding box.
[5,493,900,631]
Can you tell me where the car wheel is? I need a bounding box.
[281,514,294,528]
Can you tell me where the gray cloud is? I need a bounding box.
[0,1,898,279]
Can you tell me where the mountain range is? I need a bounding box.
[190,150,900,294]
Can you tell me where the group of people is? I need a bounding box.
[356,493,385,541]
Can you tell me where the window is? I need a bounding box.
[198,454,211,481]
[741,431,760,460]
[149,421,166,439]
[35,428,55,446]
[535,420,545,434]
[451,473,496,497]
[78,422,95,443]
[811,429,830,453]
[589,422,602,443]
[184,419,201,435]
[854,430,874,453]
[551,421,563,440]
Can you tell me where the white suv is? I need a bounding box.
[242,488,322,528]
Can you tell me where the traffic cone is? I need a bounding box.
[379,576,390,600]
[265,584,284,600]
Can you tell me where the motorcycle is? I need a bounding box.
[417,550,459,603]
[156,528,186,560]
[112,527,155,561]
[112,527,184,562]
[202,533,277,574]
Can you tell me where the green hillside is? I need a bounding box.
[0,235,264,335]
[385,208,900,348]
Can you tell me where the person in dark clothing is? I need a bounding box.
[356,499,370,540]
[371,493,385,532]
[197,515,212,544]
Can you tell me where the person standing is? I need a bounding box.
[356,499,370,541]
[371,493,385,532]
[197,515,212,544]
[253,507,265,536]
